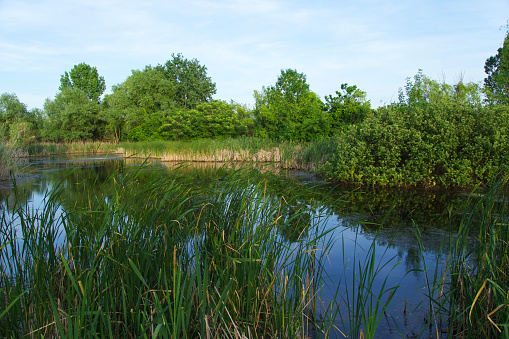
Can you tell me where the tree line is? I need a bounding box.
[2,30,509,186]
[2,30,508,146]
[0,51,380,144]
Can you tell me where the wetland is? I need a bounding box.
[0,154,484,338]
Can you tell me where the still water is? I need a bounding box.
[0,155,468,338]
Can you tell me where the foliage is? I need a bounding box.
[104,55,218,141]
[325,83,372,134]
[0,141,26,180]
[320,73,509,187]
[42,88,104,142]
[103,67,176,141]
[160,100,253,140]
[254,69,329,141]
[0,93,40,143]
[484,29,509,105]
[107,67,176,114]
[39,63,107,142]
[59,62,106,102]
[442,167,509,337]
[399,69,482,107]
[155,53,217,109]
[0,165,336,337]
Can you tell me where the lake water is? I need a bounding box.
[0,154,469,338]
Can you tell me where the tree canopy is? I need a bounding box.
[254,69,328,141]
[60,63,106,102]
[484,29,509,105]
[43,87,103,142]
[398,69,482,107]
[155,53,216,109]
[325,83,372,133]
[0,93,40,143]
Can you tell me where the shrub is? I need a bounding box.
[320,102,509,187]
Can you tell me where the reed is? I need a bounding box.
[120,138,286,165]
[25,138,337,170]
[0,163,339,337]
[0,141,27,180]
[332,213,403,338]
[445,168,509,338]
[25,141,120,156]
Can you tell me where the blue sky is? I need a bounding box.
[1,0,508,110]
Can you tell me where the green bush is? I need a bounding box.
[320,102,509,187]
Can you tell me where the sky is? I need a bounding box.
[0,0,508,110]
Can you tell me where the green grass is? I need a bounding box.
[410,165,509,338]
[24,137,336,171]
[0,141,27,180]
[0,164,340,338]
[445,169,509,337]
[3,151,505,337]
[25,141,120,156]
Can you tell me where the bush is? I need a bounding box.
[320,102,509,187]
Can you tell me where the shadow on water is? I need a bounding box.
[0,154,470,338]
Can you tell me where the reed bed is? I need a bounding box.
[25,141,120,156]
[444,170,509,338]
[119,138,336,171]
[0,141,27,180]
[0,164,340,338]
[24,137,337,171]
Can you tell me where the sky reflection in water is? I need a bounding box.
[0,155,465,338]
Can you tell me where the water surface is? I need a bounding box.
[0,155,467,338]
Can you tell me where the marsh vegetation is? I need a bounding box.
[0,157,508,337]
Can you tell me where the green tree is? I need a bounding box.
[484,29,509,105]
[160,101,252,140]
[325,83,371,134]
[43,88,103,142]
[0,93,39,143]
[156,53,216,109]
[254,69,328,141]
[104,67,176,141]
[399,70,482,107]
[60,62,106,102]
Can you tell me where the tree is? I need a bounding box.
[43,88,103,142]
[156,53,216,109]
[60,63,106,102]
[160,101,252,140]
[484,29,509,105]
[0,93,28,141]
[325,83,371,133]
[254,69,328,141]
[399,70,482,107]
[104,67,176,141]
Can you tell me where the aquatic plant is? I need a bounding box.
[0,165,339,337]
[0,141,27,181]
[446,168,509,337]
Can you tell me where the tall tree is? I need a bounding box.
[254,69,328,141]
[104,66,176,141]
[484,29,509,105]
[156,53,216,109]
[60,63,106,102]
[43,88,103,142]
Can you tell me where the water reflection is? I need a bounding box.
[0,155,464,338]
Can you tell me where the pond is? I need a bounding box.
[0,154,469,338]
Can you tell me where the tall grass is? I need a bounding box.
[0,164,340,337]
[0,141,27,180]
[445,169,509,337]
[25,137,337,171]
[25,141,120,155]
